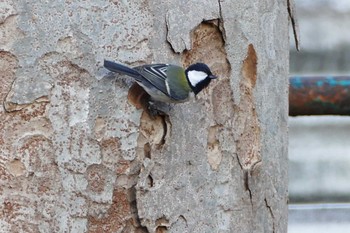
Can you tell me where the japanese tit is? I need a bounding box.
[104,60,217,103]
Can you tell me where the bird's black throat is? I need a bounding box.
[191,78,212,95]
[185,63,214,95]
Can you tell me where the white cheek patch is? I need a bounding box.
[187,70,208,87]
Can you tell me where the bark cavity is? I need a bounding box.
[182,20,230,78]
[128,82,151,111]
[156,216,169,227]
[236,44,261,170]
[235,44,262,205]
[156,226,168,233]
[138,111,168,151]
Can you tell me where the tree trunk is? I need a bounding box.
[0,0,289,232]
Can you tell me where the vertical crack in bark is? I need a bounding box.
[264,198,275,233]
[287,0,300,51]
[236,152,253,206]
[3,78,18,112]
[217,0,226,41]
[235,152,243,169]
[165,12,178,53]
[129,187,150,233]
[244,171,253,207]
[157,114,168,148]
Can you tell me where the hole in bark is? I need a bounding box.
[156,226,168,233]
[181,20,230,83]
[144,142,151,159]
[156,114,168,148]
[156,216,169,225]
[147,175,154,188]
[127,82,151,110]
[244,170,252,201]
[156,216,169,233]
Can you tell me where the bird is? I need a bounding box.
[104,60,217,103]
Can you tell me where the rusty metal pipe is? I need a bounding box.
[289,76,350,116]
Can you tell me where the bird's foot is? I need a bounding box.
[146,102,167,119]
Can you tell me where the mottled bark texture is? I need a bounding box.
[0,0,289,232]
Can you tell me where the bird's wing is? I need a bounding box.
[134,64,171,97]
[134,64,191,101]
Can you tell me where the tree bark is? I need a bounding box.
[0,0,289,232]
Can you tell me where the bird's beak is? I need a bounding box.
[209,75,217,79]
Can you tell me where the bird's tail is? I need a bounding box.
[104,60,140,78]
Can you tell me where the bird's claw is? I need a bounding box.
[146,102,166,119]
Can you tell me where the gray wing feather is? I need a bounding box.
[134,64,169,96]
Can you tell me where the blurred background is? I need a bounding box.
[288,0,350,232]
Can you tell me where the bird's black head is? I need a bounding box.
[185,63,217,95]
